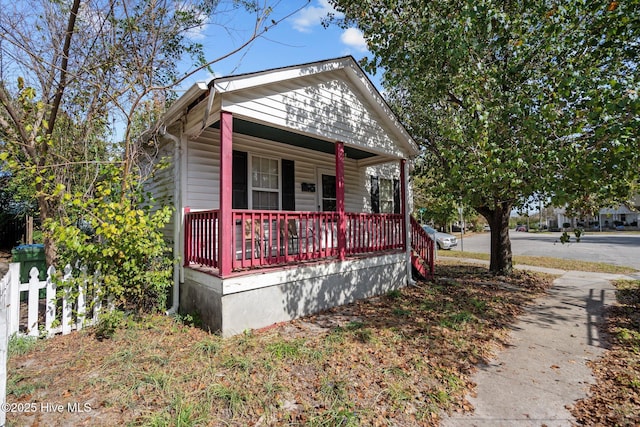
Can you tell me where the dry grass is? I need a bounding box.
[6,264,553,426]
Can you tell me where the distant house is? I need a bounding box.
[147,56,433,336]
[553,195,640,230]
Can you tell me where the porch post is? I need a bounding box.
[400,159,407,251]
[401,159,413,285]
[336,141,346,260]
[219,111,233,276]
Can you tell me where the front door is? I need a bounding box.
[317,169,336,212]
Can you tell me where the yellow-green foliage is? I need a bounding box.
[48,166,173,313]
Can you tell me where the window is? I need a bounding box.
[321,174,337,211]
[380,179,393,213]
[232,151,295,211]
[371,175,400,214]
[251,156,279,210]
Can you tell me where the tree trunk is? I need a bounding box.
[476,202,513,275]
[37,193,57,266]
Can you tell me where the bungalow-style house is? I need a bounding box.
[149,56,434,336]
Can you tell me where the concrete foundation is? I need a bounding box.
[180,253,407,336]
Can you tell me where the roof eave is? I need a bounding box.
[161,57,420,158]
[162,81,210,128]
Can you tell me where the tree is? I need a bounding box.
[331,0,640,274]
[412,170,458,230]
[0,0,308,264]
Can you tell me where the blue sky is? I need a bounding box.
[177,0,381,92]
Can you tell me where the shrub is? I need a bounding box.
[574,228,583,242]
[94,310,125,340]
[471,223,485,232]
[47,166,173,314]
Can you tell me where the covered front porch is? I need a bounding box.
[180,109,412,278]
[156,57,435,334]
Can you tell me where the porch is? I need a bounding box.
[181,209,433,335]
[184,209,405,275]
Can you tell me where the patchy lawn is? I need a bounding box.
[7,264,554,426]
[571,279,640,426]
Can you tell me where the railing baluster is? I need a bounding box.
[184,210,220,268]
[185,210,415,273]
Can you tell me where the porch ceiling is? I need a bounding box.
[211,118,377,161]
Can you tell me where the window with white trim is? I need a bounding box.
[251,155,280,210]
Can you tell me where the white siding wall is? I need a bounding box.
[185,132,220,210]
[365,163,401,185]
[144,136,176,242]
[221,72,405,159]
[183,100,209,136]
[185,128,371,212]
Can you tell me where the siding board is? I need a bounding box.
[222,74,404,158]
[143,137,176,242]
[186,131,220,210]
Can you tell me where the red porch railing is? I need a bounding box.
[184,210,219,268]
[345,213,404,254]
[184,210,408,272]
[232,210,340,269]
[410,216,435,279]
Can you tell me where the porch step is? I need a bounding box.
[411,252,429,280]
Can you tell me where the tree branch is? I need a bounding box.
[45,0,81,143]
[447,92,465,109]
[0,85,36,160]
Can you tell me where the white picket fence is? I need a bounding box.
[2,262,107,338]
[0,262,108,425]
[0,263,9,427]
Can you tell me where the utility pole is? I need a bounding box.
[457,206,464,252]
[539,199,543,230]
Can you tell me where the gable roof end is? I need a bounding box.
[211,56,419,158]
[162,57,419,159]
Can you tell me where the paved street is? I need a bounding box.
[449,231,640,270]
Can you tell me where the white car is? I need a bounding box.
[422,225,458,250]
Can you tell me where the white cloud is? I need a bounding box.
[291,0,343,33]
[340,27,367,52]
[179,4,209,40]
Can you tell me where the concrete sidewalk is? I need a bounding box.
[440,260,640,426]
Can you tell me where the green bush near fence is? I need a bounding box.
[47,166,173,314]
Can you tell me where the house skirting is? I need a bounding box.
[180,252,407,336]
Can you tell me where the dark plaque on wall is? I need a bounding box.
[301,183,316,192]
